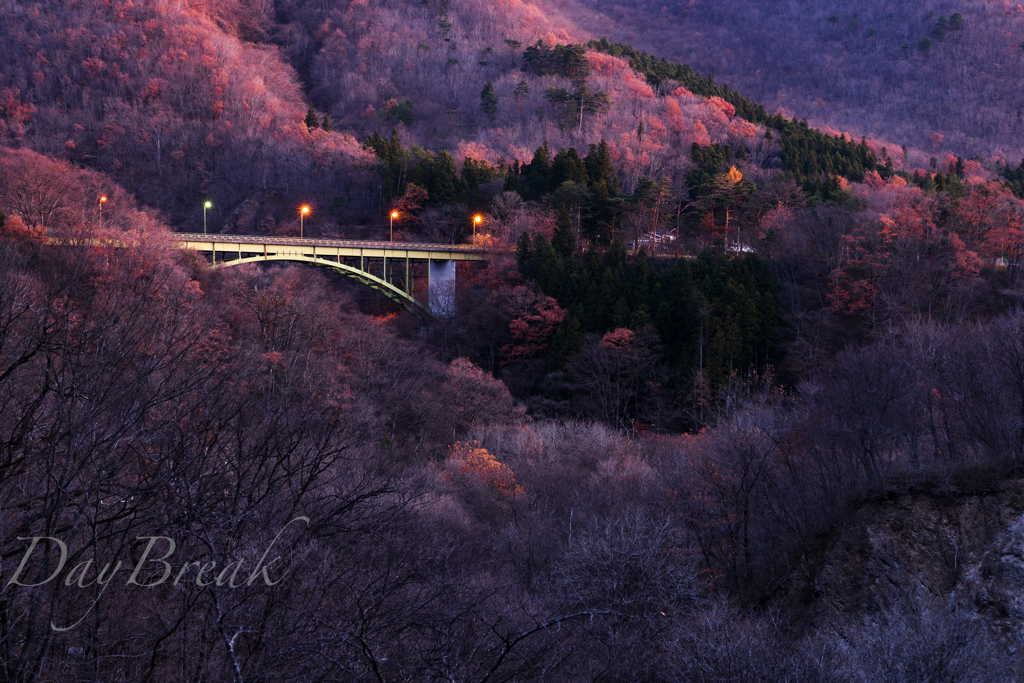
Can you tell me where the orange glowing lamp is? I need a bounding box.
[299,205,311,237]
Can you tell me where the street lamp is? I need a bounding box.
[203,200,212,235]
[99,196,107,216]
[300,205,310,238]
[473,214,482,242]
[390,211,398,242]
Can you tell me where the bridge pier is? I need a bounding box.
[428,260,456,318]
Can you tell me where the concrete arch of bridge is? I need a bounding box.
[213,254,432,319]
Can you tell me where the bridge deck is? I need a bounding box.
[173,233,507,260]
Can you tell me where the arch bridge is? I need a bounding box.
[175,234,505,319]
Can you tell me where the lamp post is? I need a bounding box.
[203,200,212,235]
[390,211,398,242]
[473,214,482,242]
[300,205,310,238]
[99,195,107,217]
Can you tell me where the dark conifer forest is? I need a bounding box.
[4,0,1024,680]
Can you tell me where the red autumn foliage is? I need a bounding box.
[500,287,565,365]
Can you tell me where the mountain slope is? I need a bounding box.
[568,0,1024,162]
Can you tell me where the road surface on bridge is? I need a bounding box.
[172,233,511,257]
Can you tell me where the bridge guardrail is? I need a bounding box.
[172,233,513,255]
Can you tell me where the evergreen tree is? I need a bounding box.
[548,315,583,370]
[480,81,498,122]
[553,207,577,259]
[513,79,531,101]
[321,114,332,132]
[504,162,522,194]
[523,143,552,199]
[586,39,881,185]
[305,104,319,130]
[551,148,588,186]
[395,98,414,126]
[585,140,618,191]
[544,84,611,132]
[389,128,402,159]
[429,151,463,205]
[516,231,533,267]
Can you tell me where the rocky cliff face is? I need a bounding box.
[788,480,1024,674]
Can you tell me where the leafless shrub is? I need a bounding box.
[668,601,847,683]
[839,596,1013,683]
[545,509,706,616]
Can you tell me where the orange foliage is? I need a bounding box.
[691,120,711,147]
[446,441,523,499]
[0,213,44,243]
[862,170,884,188]
[373,312,399,325]
[707,96,735,117]
[0,88,34,142]
[585,51,628,76]
[664,99,687,134]
[730,119,757,138]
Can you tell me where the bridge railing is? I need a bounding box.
[172,233,513,255]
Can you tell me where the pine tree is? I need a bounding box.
[513,79,531,101]
[551,148,588,186]
[395,98,414,126]
[524,143,552,199]
[321,114,332,132]
[429,151,463,205]
[585,140,617,190]
[548,314,583,370]
[516,232,533,267]
[305,104,319,130]
[553,207,577,259]
[480,81,498,123]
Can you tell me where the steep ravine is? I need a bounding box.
[787,479,1024,672]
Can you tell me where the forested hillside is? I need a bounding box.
[3,145,1023,681]
[571,0,1024,161]
[6,0,1024,679]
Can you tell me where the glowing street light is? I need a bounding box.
[99,195,107,216]
[390,210,398,242]
[203,200,212,235]
[473,214,482,242]
[300,205,310,238]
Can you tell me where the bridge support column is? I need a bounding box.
[428,260,456,318]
